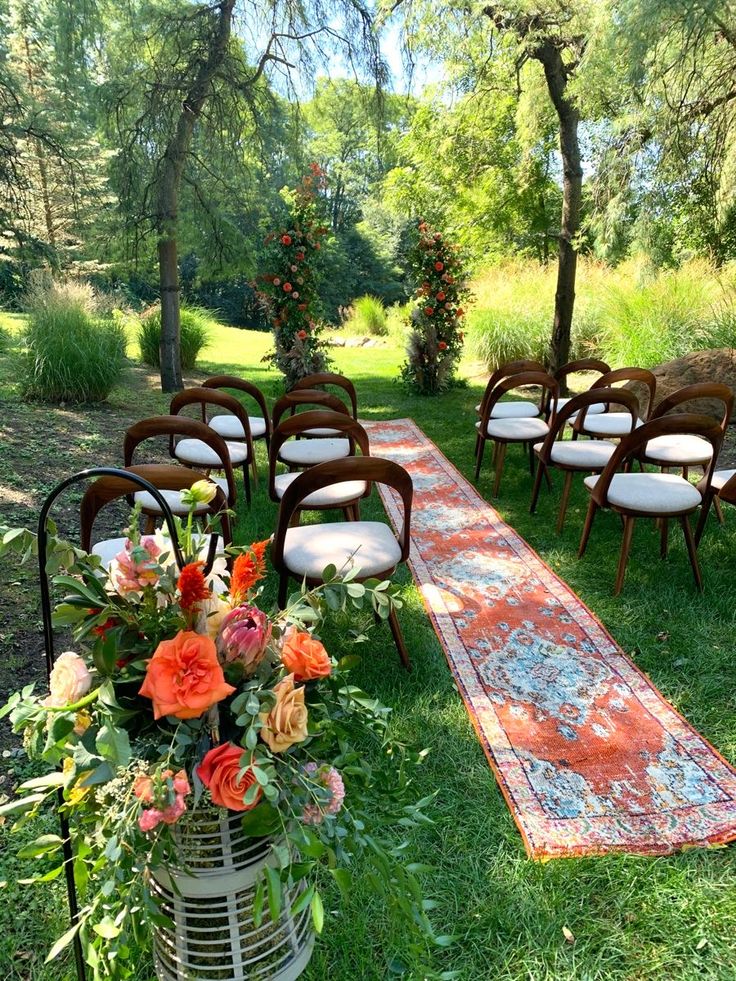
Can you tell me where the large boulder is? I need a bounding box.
[626,348,736,421]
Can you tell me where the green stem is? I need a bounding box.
[44,687,101,713]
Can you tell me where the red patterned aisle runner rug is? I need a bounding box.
[363,418,736,859]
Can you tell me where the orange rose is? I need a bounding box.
[196,743,261,811]
[139,630,235,720]
[281,628,332,682]
[260,674,308,753]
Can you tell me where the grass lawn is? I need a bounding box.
[1,318,735,980]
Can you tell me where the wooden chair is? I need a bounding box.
[290,372,358,433]
[201,375,272,461]
[124,416,237,530]
[271,456,413,669]
[80,464,230,569]
[269,410,371,521]
[170,388,254,504]
[573,367,657,439]
[550,358,611,417]
[578,415,723,595]
[475,359,546,419]
[475,370,559,495]
[640,383,733,477]
[271,390,353,467]
[530,388,640,533]
[695,468,736,544]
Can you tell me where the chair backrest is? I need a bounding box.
[479,359,546,415]
[589,367,657,419]
[479,370,559,425]
[272,389,350,430]
[290,372,358,419]
[170,387,254,445]
[201,375,272,439]
[555,358,611,384]
[268,411,370,502]
[123,415,237,506]
[536,388,641,464]
[650,382,734,431]
[588,414,724,508]
[271,457,413,573]
[80,464,229,553]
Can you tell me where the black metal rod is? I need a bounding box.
[36,466,215,980]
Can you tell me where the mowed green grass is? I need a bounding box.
[1,319,736,980]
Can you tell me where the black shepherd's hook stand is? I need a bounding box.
[37,467,218,980]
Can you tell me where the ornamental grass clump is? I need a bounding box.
[351,294,388,336]
[0,491,439,977]
[138,304,213,370]
[256,165,332,388]
[21,280,127,403]
[400,220,470,394]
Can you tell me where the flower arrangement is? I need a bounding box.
[256,165,332,389]
[0,491,438,978]
[400,220,471,395]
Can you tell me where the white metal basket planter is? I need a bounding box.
[150,809,313,981]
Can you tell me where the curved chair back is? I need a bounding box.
[170,387,254,444]
[537,388,640,465]
[80,464,229,553]
[201,374,272,441]
[272,389,350,431]
[478,359,546,415]
[291,372,358,419]
[589,414,723,509]
[555,358,611,385]
[650,382,734,430]
[123,415,237,507]
[271,457,413,572]
[589,367,657,420]
[479,370,558,429]
[268,410,370,503]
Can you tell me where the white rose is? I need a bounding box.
[43,652,92,707]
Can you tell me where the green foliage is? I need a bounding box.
[349,295,388,336]
[20,281,127,403]
[137,304,213,370]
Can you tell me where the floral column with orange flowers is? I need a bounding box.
[400,220,470,395]
[255,164,332,389]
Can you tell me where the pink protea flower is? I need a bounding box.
[110,537,161,595]
[217,605,272,674]
[301,763,345,825]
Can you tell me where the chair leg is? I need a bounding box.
[578,500,598,557]
[251,454,259,488]
[680,515,703,591]
[493,443,507,497]
[614,516,635,596]
[530,457,545,514]
[144,514,156,535]
[528,442,535,477]
[714,497,725,525]
[220,511,232,549]
[474,438,486,481]
[387,606,411,672]
[242,463,251,506]
[278,572,289,608]
[659,517,669,559]
[556,471,574,534]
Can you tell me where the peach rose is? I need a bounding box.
[196,743,261,811]
[260,674,309,753]
[281,628,331,682]
[139,630,235,720]
[43,652,92,708]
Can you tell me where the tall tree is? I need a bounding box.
[483,2,590,373]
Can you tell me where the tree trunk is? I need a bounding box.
[153,0,235,392]
[22,33,56,250]
[537,46,583,376]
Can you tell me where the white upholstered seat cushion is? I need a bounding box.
[92,533,224,569]
[712,468,736,491]
[209,414,267,440]
[533,439,617,469]
[475,400,539,418]
[643,434,713,466]
[478,417,550,440]
[552,396,606,419]
[274,472,367,506]
[174,438,249,466]
[278,438,351,465]
[133,488,212,515]
[301,426,343,437]
[577,413,641,436]
[282,521,401,580]
[583,473,701,514]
